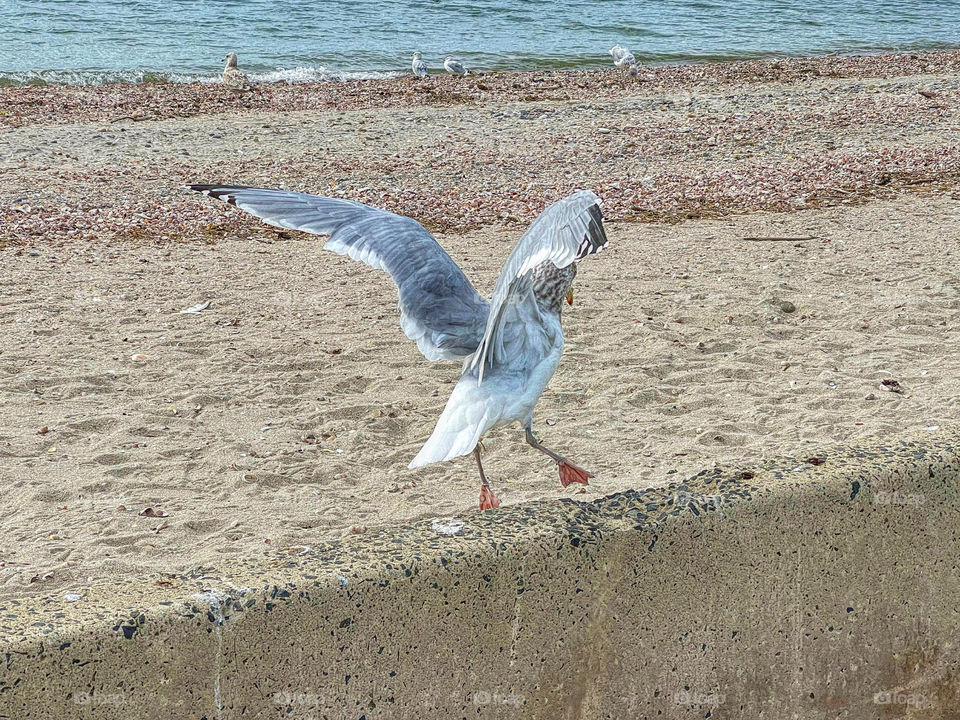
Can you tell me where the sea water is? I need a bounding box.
[1,0,959,86]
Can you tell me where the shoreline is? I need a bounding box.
[2,49,960,129]
[3,45,959,89]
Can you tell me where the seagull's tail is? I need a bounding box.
[408,376,502,468]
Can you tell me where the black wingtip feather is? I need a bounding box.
[575,202,608,259]
[186,184,257,206]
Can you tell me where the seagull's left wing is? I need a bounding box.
[470,190,607,382]
[188,185,490,361]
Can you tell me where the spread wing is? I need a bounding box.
[188,185,489,361]
[470,189,607,382]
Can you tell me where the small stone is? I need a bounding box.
[431,518,465,536]
[760,297,796,314]
[881,379,903,394]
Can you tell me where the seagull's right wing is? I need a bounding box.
[189,185,489,361]
[469,190,607,382]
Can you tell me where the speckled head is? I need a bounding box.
[532,261,577,314]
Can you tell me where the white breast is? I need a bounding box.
[408,312,564,468]
[498,314,564,427]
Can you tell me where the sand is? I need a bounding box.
[2,55,960,599]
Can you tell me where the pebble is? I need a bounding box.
[431,518,465,536]
[761,297,797,314]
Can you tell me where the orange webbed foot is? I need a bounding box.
[479,484,501,510]
[558,460,593,488]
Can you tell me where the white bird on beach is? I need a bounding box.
[188,185,609,510]
[443,56,470,76]
[412,52,428,77]
[609,44,638,75]
[221,52,252,91]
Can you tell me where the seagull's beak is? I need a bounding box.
[566,288,574,306]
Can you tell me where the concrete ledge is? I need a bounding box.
[2,428,960,719]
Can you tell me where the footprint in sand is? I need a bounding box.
[696,425,748,447]
[104,465,139,479]
[319,403,381,422]
[331,375,375,394]
[91,452,128,466]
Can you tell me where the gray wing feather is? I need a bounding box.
[188,185,489,361]
[470,190,607,382]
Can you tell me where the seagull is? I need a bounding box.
[443,56,470,76]
[609,45,638,75]
[412,52,428,78]
[188,185,608,510]
[221,52,252,91]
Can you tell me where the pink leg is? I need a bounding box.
[474,446,501,510]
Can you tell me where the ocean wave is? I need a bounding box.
[0,69,169,87]
[0,65,405,87]
[2,40,958,88]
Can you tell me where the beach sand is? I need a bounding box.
[1,53,959,599]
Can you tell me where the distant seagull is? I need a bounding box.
[444,56,470,76]
[222,52,252,91]
[609,45,638,75]
[412,51,428,78]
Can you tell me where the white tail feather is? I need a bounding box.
[408,378,503,468]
